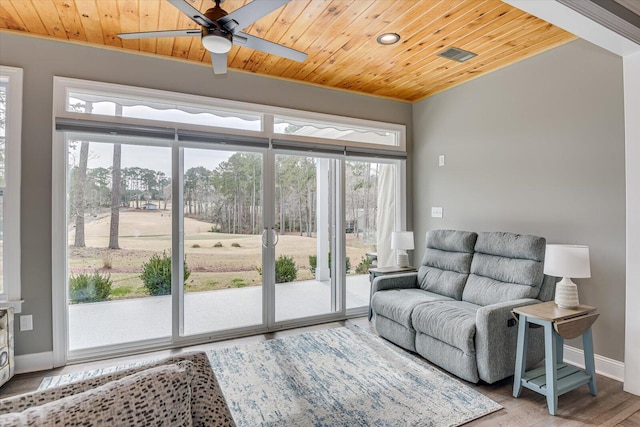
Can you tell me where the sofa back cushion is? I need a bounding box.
[462,231,546,306]
[417,230,477,300]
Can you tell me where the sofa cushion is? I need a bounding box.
[417,230,477,299]
[463,232,546,306]
[411,301,480,355]
[371,288,453,328]
[0,361,195,427]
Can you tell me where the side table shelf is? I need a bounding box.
[512,301,599,416]
[521,364,593,397]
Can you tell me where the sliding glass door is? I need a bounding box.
[273,154,339,322]
[62,134,400,358]
[66,138,172,351]
[344,160,397,310]
[181,147,264,336]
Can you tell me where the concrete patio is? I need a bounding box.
[69,275,370,351]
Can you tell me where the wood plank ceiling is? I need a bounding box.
[0,0,577,102]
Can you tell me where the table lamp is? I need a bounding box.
[391,231,414,268]
[543,244,591,309]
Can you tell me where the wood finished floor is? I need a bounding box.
[1,317,639,426]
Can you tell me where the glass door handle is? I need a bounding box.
[262,228,279,248]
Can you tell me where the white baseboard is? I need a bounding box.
[15,351,54,375]
[564,344,624,382]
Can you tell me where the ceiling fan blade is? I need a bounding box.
[117,29,201,40]
[234,32,307,62]
[219,0,290,32]
[211,53,228,75]
[167,0,216,27]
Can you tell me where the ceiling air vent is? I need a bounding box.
[438,47,477,63]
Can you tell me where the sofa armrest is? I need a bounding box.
[475,298,544,384]
[372,272,419,294]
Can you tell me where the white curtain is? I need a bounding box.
[376,164,396,267]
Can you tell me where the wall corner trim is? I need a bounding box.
[563,345,625,383]
[15,351,54,375]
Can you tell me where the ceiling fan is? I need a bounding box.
[117,0,307,75]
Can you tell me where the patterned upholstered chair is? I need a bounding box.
[0,351,235,426]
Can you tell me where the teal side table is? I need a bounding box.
[512,301,599,415]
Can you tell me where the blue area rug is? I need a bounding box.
[40,325,501,426]
[207,326,501,426]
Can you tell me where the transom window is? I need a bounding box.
[56,78,405,152]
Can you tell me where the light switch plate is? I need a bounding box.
[438,155,445,167]
[20,314,33,331]
[431,207,443,218]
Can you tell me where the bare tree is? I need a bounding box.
[73,141,89,247]
[109,143,122,249]
[72,101,92,247]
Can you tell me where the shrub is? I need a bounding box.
[275,255,297,283]
[140,251,191,296]
[209,226,221,233]
[355,256,374,274]
[309,255,318,274]
[309,253,351,274]
[191,243,201,248]
[231,242,241,248]
[214,242,223,248]
[69,271,112,304]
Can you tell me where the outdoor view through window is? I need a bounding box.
[63,91,400,353]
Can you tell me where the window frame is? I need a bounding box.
[0,66,23,312]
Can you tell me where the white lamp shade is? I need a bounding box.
[391,231,415,250]
[544,244,591,278]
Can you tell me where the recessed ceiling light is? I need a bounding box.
[377,33,400,45]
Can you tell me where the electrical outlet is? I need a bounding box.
[20,314,33,332]
[431,207,443,218]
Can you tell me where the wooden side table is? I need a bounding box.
[512,301,599,415]
[368,266,417,320]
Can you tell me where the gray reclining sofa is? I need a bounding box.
[371,229,556,384]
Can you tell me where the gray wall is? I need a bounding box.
[0,33,413,356]
[412,39,625,360]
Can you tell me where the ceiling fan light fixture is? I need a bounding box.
[377,33,401,45]
[202,31,233,54]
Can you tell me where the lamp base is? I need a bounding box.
[396,251,409,268]
[555,277,580,309]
